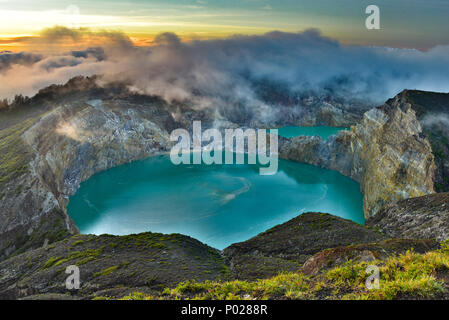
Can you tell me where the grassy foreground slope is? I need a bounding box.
[0,232,229,299]
[119,241,449,300]
[2,212,446,300]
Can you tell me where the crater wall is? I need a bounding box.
[280,93,436,218]
[0,99,172,260]
[0,89,440,260]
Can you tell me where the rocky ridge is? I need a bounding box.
[0,77,447,272]
[224,212,386,280]
[0,232,228,300]
[1,212,445,300]
[0,77,368,260]
[280,93,436,218]
[367,192,449,241]
[395,90,449,192]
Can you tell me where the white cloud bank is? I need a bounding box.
[1,28,449,107]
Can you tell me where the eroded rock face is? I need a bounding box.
[23,100,173,198]
[0,99,174,260]
[0,77,369,260]
[366,193,449,241]
[393,90,449,193]
[0,79,443,261]
[280,94,436,218]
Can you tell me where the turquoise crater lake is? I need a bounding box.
[277,126,348,139]
[67,153,364,250]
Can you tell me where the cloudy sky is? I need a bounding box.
[1,0,448,50]
[0,1,448,103]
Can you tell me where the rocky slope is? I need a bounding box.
[280,93,436,218]
[300,238,439,276]
[156,241,447,300]
[1,212,443,300]
[367,193,449,241]
[223,212,386,280]
[0,76,368,261]
[0,76,447,266]
[0,232,228,300]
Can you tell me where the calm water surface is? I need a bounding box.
[68,152,364,249]
[278,126,348,139]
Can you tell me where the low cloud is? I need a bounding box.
[1,27,449,111]
[421,113,449,128]
[0,51,43,72]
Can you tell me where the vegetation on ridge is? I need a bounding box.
[117,241,449,300]
[0,118,34,186]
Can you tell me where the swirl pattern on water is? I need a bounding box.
[67,152,364,249]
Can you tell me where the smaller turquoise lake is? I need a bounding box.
[67,151,364,250]
[278,126,348,139]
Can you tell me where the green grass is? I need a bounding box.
[94,265,119,277]
[0,118,34,186]
[42,256,60,269]
[72,240,84,247]
[339,248,448,299]
[118,242,449,300]
[41,247,104,269]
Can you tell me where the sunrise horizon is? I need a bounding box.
[1,0,448,52]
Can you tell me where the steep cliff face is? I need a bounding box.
[0,98,174,260]
[392,90,449,192]
[0,116,73,261]
[280,93,436,218]
[0,77,370,261]
[0,78,443,260]
[23,100,173,198]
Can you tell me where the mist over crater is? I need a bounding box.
[1,28,449,113]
